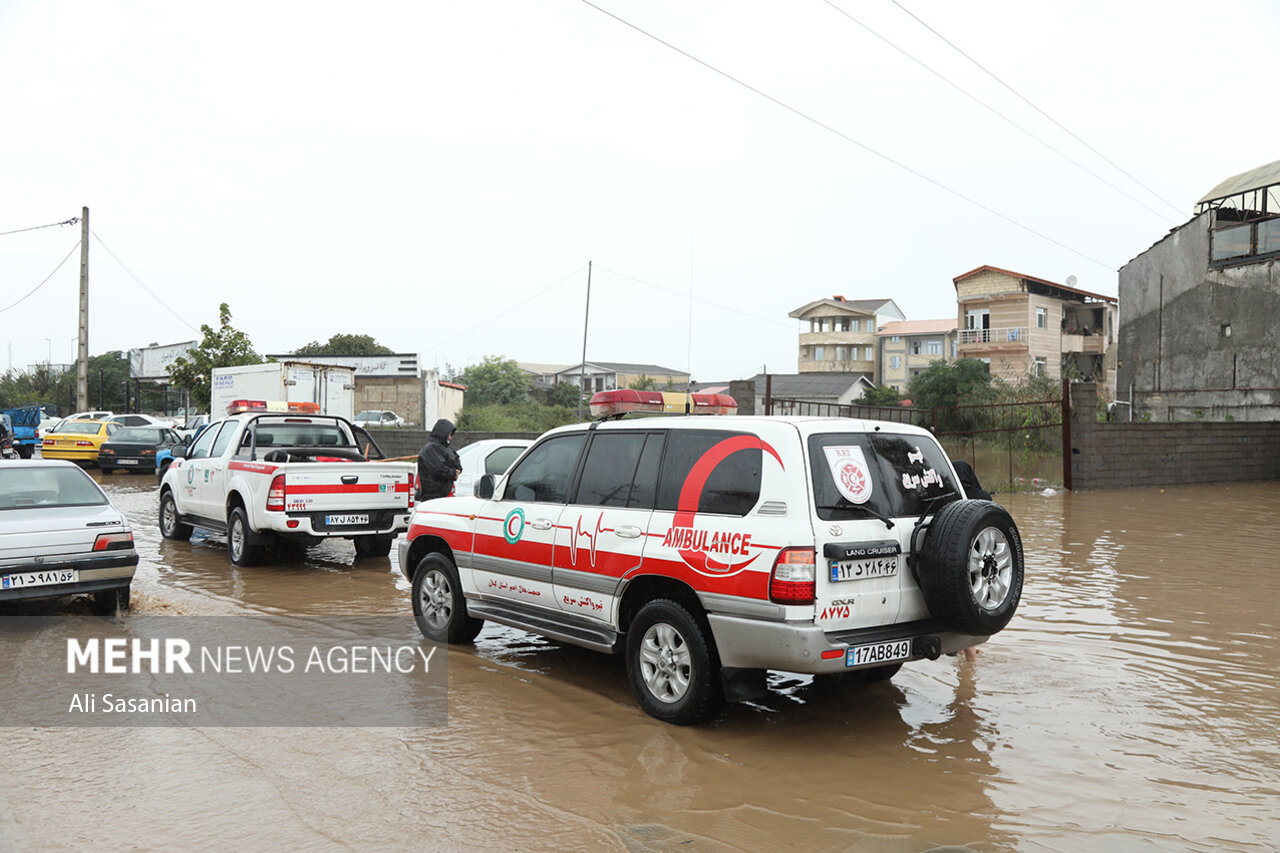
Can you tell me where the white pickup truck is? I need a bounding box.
[157,407,415,565]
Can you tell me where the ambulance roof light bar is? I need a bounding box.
[226,400,322,415]
[588,389,737,420]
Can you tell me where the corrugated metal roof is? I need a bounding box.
[753,372,872,397]
[1197,158,1280,205]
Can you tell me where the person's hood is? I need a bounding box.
[430,419,456,443]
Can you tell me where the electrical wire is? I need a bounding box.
[824,0,1181,225]
[0,240,80,313]
[431,263,590,352]
[890,0,1185,217]
[90,230,200,333]
[594,265,796,331]
[0,217,79,238]
[578,0,1114,271]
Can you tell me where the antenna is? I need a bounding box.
[1066,275,1078,287]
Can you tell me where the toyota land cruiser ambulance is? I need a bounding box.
[399,400,1023,725]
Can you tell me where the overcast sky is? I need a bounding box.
[2,0,1277,384]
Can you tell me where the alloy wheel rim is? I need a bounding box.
[639,622,692,703]
[968,526,1013,611]
[419,570,452,628]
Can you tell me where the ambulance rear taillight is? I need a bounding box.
[769,547,816,605]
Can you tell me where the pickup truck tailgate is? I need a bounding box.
[284,464,413,520]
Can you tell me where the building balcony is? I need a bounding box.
[957,327,1030,352]
[1062,333,1106,354]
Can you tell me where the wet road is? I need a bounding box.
[2,470,1278,851]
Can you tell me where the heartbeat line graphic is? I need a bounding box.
[568,513,604,567]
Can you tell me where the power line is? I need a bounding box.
[824,0,1182,225]
[889,0,1185,217]
[578,0,1114,271]
[0,217,79,239]
[431,263,590,352]
[90,230,200,333]
[0,240,80,313]
[594,265,796,331]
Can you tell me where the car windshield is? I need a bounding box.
[60,422,104,435]
[112,427,166,443]
[0,466,108,510]
[355,411,376,420]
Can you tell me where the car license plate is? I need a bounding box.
[325,514,369,526]
[119,459,138,465]
[846,639,911,668]
[2,569,79,590]
[830,557,898,582]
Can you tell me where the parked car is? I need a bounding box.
[51,410,113,431]
[0,459,137,614]
[453,439,533,497]
[107,413,173,429]
[156,423,211,483]
[99,425,183,475]
[40,420,120,464]
[176,413,210,441]
[354,410,408,428]
[399,409,1024,725]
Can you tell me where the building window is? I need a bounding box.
[910,340,921,355]
[926,339,942,355]
[864,346,874,361]
[951,340,957,358]
[890,355,901,369]
[836,346,849,361]
[1034,357,1046,377]
[1036,308,1047,329]
[839,318,851,332]
[891,335,900,343]
[813,346,825,361]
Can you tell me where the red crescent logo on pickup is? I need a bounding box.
[669,436,783,574]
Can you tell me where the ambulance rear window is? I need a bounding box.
[808,433,958,520]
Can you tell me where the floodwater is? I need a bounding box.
[1,470,1278,852]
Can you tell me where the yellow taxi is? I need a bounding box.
[40,419,120,464]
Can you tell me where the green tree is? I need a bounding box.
[167,303,267,409]
[908,359,992,410]
[538,381,582,408]
[293,333,394,355]
[859,385,903,407]
[455,356,531,406]
[628,374,657,391]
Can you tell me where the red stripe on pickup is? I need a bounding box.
[229,461,279,475]
[288,483,409,495]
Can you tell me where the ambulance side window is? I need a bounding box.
[504,433,586,504]
[655,430,762,517]
[575,433,646,508]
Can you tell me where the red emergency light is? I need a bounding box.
[588,389,738,418]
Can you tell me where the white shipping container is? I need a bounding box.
[211,362,356,420]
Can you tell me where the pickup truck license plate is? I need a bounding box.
[846,639,910,668]
[325,514,369,526]
[830,557,898,582]
[2,569,79,590]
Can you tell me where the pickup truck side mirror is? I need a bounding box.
[171,444,187,459]
[476,474,496,500]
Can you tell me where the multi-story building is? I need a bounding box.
[952,266,1117,391]
[876,319,958,392]
[788,296,905,379]
[1117,158,1280,421]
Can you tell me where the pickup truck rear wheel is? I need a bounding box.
[228,506,266,567]
[354,535,393,558]
[919,499,1024,636]
[626,599,724,725]
[159,491,193,541]
[412,553,483,643]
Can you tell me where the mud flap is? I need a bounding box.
[720,667,768,703]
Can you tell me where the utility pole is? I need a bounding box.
[76,207,89,410]
[577,261,592,423]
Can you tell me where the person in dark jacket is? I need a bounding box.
[416,418,462,501]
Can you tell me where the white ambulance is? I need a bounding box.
[399,392,1023,725]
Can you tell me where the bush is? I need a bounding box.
[456,402,581,433]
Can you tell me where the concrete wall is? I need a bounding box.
[1117,211,1280,420]
[1069,382,1280,489]
[354,376,422,426]
[368,429,540,460]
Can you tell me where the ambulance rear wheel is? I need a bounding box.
[626,599,724,726]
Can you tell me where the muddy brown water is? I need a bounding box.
[1,471,1277,851]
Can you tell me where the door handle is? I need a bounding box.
[341,475,358,485]
[614,525,642,539]
[529,518,553,530]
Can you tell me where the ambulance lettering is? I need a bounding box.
[663,435,783,574]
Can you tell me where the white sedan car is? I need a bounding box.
[354,410,408,428]
[453,438,532,496]
[0,460,137,614]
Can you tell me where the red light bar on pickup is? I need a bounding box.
[226,400,322,415]
[588,390,738,418]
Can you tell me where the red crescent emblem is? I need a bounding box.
[673,436,783,573]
